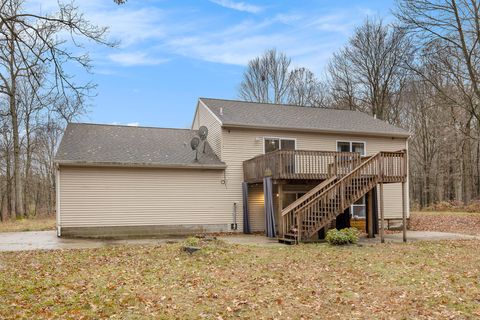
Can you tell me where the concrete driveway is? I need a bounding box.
[0,231,174,252]
[0,230,478,252]
[360,230,479,244]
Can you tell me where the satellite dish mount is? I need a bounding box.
[190,136,200,161]
[198,126,209,153]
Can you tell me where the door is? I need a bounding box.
[282,192,306,209]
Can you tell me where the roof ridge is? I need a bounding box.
[199,97,359,112]
[69,122,194,131]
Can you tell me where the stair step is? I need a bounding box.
[278,237,297,245]
[284,232,297,239]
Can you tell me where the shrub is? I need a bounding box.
[184,236,200,247]
[325,228,359,245]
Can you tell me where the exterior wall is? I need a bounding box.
[248,184,265,232]
[191,101,223,158]
[378,183,408,220]
[58,166,236,236]
[58,123,408,236]
[222,127,409,228]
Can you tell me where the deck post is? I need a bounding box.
[277,184,283,237]
[379,182,385,243]
[367,189,374,238]
[402,181,407,242]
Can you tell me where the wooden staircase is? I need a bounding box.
[279,151,406,244]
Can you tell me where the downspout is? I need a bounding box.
[55,165,61,237]
[232,202,238,230]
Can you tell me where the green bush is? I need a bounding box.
[325,228,359,245]
[184,236,200,247]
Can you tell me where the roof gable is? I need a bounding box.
[199,98,409,138]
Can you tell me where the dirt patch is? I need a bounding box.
[0,217,56,233]
[409,211,480,236]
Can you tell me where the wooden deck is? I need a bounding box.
[243,150,407,184]
[242,150,408,243]
[243,150,363,183]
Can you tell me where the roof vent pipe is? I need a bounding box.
[219,107,223,115]
[373,114,377,119]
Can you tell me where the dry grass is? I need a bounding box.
[0,216,56,233]
[410,211,480,236]
[1,239,479,319]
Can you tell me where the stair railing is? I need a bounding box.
[287,150,406,241]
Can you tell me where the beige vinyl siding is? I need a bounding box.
[248,185,265,232]
[379,183,408,219]
[59,166,234,228]
[222,127,409,221]
[191,102,222,158]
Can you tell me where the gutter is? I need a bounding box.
[54,160,227,170]
[222,123,411,139]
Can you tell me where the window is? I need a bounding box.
[281,139,295,150]
[352,142,365,156]
[337,141,351,153]
[264,138,296,153]
[352,197,366,219]
[264,138,280,153]
[336,141,366,156]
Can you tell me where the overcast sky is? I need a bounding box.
[30,0,394,128]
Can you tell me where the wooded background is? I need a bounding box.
[238,1,480,210]
[1,0,479,221]
[0,0,112,220]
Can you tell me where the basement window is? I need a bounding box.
[351,197,366,220]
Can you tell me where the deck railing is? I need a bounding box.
[243,150,362,183]
[280,150,407,241]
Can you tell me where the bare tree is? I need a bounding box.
[394,0,480,206]
[328,50,357,110]
[239,49,292,104]
[0,0,113,218]
[327,18,413,123]
[396,0,480,123]
[239,49,329,106]
[288,67,329,107]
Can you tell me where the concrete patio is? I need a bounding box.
[0,230,478,252]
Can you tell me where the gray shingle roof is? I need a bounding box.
[55,123,226,168]
[200,98,410,137]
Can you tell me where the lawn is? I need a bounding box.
[1,239,479,319]
[0,216,56,233]
[409,211,480,236]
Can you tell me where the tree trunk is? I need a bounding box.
[8,24,24,219]
[10,109,23,218]
[5,145,13,219]
[23,124,32,217]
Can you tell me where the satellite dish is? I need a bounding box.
[198,126,208,141]
[198,126,209,154]
[190,136,200,161]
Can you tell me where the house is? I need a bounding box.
[55,98,409,242]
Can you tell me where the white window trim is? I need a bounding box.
[263,137,297,154]
[336,140,367,156]
[351,203,367,220]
